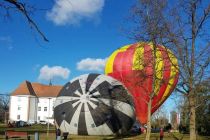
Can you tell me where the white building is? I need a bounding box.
[9,81,62,124]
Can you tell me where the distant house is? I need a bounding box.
[9,81,62,124]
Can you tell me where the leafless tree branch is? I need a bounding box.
[2,0,49,42]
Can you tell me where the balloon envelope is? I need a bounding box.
[105,42,179,124]
[54,74,135,135]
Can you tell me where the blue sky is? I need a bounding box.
[0,0,177,113]
[0,0,135,92]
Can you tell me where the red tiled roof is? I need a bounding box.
[11,81,32,96]
[32,83,62,97]
[11,81,62,97]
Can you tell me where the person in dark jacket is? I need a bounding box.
[56,128,61,140]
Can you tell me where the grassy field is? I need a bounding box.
[0,124,209,140]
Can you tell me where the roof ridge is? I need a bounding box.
[25,81,37,96]
[11,80,32,96]
[31,82,62,86]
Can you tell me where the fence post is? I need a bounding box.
[5,131,8,140]
[56,135,61,140]
[34,132,39,140]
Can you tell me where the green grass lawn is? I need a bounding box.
[0,124,209,140]
[0,123,55,134]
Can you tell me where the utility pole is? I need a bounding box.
[47,97,51,138]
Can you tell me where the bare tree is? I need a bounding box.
[179,78,210,134]
[0,0,49,42]
[125,1,178,139]
[119,42,178,139]
[151,105,168,128]
[127,0,210,140]
[194,78,210,135]
[0,94,10,123]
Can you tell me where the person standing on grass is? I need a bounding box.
[56,128,61,140]
[160,128,164,140]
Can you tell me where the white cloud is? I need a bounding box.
[0,36,13,50]
[77,58,107,71]
[47,0,105,25]
[38,65,70,81]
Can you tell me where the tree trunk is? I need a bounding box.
[4,112,7,124]
[145,98,152,140]
[189,94,196,140]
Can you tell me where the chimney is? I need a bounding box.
[49,79,52,86]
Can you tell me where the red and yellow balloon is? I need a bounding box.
[105,42,179,124]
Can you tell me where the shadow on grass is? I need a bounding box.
[168,132,184,140]
[103,134,141,140]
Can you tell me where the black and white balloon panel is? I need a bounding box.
[54,74,136,136]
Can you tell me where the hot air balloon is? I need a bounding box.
[54,74,135,136]
[105,42,179,124]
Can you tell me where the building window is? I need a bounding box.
[44,107,47,111]
[38,116,40,121]
[38,107,41,111]
[91,124,95,128]
[18,106,21,110]
[17,115,20,120]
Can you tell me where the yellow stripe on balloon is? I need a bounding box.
[105,45,130,74]
[132,43,144,70]
[154,47,164,95]
[157,46,179,105]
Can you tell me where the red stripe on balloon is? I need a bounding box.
[113,51,124,73]
[122,44,137,72]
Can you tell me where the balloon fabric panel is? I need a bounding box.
[105,42,179,124]
[54,74,136,135]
